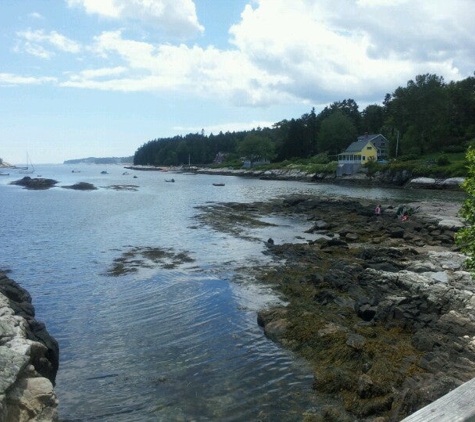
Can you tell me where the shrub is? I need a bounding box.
[437,155,450,166]
[310,152,331,164]
[443,145,466,153]
[364,160,386,176]
[397,154,420,162]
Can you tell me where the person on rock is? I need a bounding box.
[375,204,382,216]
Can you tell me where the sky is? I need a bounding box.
[1,0,474,164]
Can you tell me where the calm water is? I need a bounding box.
[0,165,465,421]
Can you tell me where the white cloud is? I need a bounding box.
[16,29,82,58]
[10,0,475,109]
[226,0,473,103]
[63,30,291,106]
[74,66,128,79]
[28,12,44,20]
[66,0,121,18]
[356,0,410,7]
[66,0,204,38]
[0,73,56,86]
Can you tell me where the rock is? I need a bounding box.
[345,233,358,241]
[408,177,437,189]
[356,303,377,321]
[346,333,366,350]
[428,251,467,271]
[265,238,274,247]
[438,218,464,230]
[6,377,58,422]
[0,272,59,421]
[62,182,97,190]
[263,319,289,342]
[358,374,374,398]
[9,177,58,190]
[321,238,349,249]
[426,271,449,284]
[202,194,475,420]
[318,323,348,337]
[388,227,405,238]
[305,219,328,233]
[257,307,289,342]
[442,177,465,188]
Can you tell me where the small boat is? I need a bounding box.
[213,183,225,186]
[0,172,10,176]
[165,178,175,183]
[101,171,108,174]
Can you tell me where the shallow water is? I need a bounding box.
[0,165,465,421]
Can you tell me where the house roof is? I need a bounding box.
[357,133,387,143]
[341,139,374,154]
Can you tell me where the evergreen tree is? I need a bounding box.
[318,111,357,156]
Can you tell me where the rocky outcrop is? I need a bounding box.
[62,182,97,190]
[10,177,58,190]
[0,272,59,421]
[214,195,473,420]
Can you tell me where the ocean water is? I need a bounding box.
[0,165,465,421]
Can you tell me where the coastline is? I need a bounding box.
[2,170,470,420]
[0,272,59,421]
[125,165,465,191]
[195,194,474,420]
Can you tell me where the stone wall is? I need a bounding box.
[0,272,59,422]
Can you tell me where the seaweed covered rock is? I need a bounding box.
[246,196,471,420]
[62,181,97,190]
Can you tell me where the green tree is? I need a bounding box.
[447,75,475,142]
[456,147,475,271]
[385,74,449,155]
[318,111,357,155]
[361,104,384,134]
[237,133,275,167]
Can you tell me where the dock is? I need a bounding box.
[401,377,475,421]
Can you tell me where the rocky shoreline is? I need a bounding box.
[127,165,465,191]
[196,195,474,421]
[0,272,59,421]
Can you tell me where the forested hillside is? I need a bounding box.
[134,73,475,167]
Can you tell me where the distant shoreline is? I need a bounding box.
[125,165,465,191]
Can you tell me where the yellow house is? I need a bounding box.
[337,139,378,176]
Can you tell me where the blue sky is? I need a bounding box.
[1,0,474,164]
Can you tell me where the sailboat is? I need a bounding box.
[18,154,35,174]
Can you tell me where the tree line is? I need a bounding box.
[133,72,475,166]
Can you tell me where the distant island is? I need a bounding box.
[63,156,133,165]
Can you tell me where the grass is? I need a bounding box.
[376,152,467,178]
